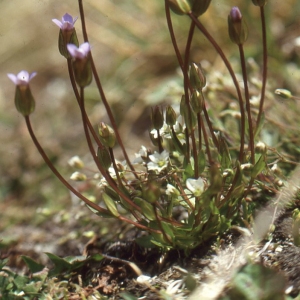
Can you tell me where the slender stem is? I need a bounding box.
[67,59,104,149]
[256,6,268,132]
[78,87,142,213]
[202,104,219,149]
[173,174,194,210]
[77,0,137,177]
[153,204,173,246]
[238,44,255,164]
[189,13,245,163]
[25,116,109,214]
[108,147,124,187]
[197,113,202,151]
[164,0,184,69]
[201,118,213,166]
[183,22,199,178]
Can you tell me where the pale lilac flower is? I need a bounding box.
[147,150,169,173]
[186,178,205,197]
[7,70,37,86]
[67,42,91,60]
[52,13,78,31]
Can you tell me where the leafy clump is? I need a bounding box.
[7,1,295,253]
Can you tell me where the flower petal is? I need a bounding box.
[80,42,91,54]
[8,71,37,86]
[52,19,63,29]
[7,73,18,85]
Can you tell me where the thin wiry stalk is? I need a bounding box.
[256,6,268,131]
[78,87,142,213]
[78,0,137,178]
[25,115,108,215]
[238,44,255,164]
[189,13,246,163]
[67,58,104,150]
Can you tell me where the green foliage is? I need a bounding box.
[0,254,105,299]
[219,263,287,300]
[10,0,293,253]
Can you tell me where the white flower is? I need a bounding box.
[133,145,148,164]
[147,150,169,173]
[186,178,204,197]
[166,184,180,196]
[150,122,169,139]
[68,155,84,169]
[108,160,127,179]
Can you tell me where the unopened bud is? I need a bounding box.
[97,147,112,170]
[167,0,192,15]
[255,141,267,154]
[228,7,248,45]
[143,181,161,204]
[180,95,196,131]
[165,105,177,126]
[98,122,116,148]
[251,0,267,6]
[151,106,164,130]
[190,90,204,114]
[191,0,212,17]
[70,171,87,181]
[190,62,206,91]
[68,155,84,169]
[275,89,292,99]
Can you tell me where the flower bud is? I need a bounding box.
[255,141,267,154]
[143,181,161,204]
[167,0,192,15]
[7,71,37,116]
[251,0,267,6]
[275,89,292,99]
[70,171,87,181]
[189,62,206,91]
[165,105,177,126]
[97,147,112,170]
[68,155,84,169]
[228,7,248,45]
[67,43,92,87]
[151,106,164,130]
[191,0,212,17]
[98,122,116,148]
[190,90,204,114]
[180,95,196,131]
[52,13,79,59]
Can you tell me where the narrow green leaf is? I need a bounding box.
[103,193,120,217]
[21,256,45,274]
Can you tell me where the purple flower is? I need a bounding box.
[52,13,78,31]
[67,42,91,60]
[229,7,242,22]
[7,70,37,86]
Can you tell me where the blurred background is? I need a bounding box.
[1,0,300,241]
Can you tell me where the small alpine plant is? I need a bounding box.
[8,0,289,252]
